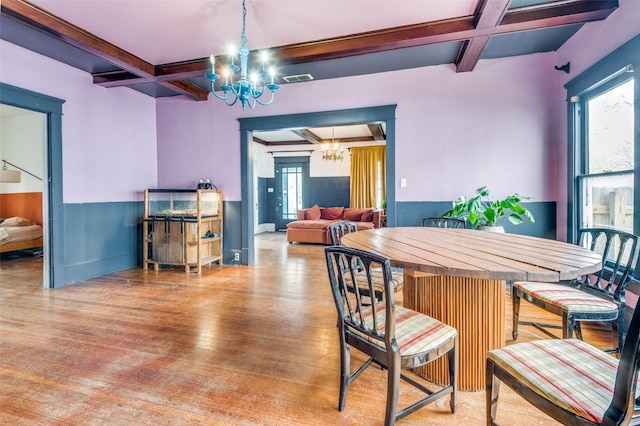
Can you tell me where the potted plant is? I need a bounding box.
[442,186,535,231]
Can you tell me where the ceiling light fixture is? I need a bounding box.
[205,0,279,110]
[322,128,344,162]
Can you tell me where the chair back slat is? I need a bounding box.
[328,221,359,245]
[325,246,395,346]
[577,228,640,304]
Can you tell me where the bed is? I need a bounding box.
[0,192,43,254]
[0,216,43,253]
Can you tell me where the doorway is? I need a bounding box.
[239,105,397,265]
[275,157,309,231]
[0,83,65,288]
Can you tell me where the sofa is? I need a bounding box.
[286,205,383,244]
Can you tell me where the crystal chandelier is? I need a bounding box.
[322,128,344,162]
[205,0,279,110]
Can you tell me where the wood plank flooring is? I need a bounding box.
[0,233,613,425]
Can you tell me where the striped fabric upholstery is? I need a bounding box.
[349,305,457,356]
[488,339,639,424]
[352,270,404,293]
[514,282,618,313]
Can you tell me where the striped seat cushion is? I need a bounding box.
[351,270,404,293]
[488,339,639,424]
[348,305,457,357]
[514,282,618,313]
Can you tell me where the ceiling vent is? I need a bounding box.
[282,73,314,83]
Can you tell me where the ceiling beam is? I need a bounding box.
[145,0,617,82]
[455,0,511,73]
[156,80,209,102]
[1,0,154,77]
[291,129,322,144]
[3,0,618,96]
[367,123,385,141]
[0,0,209,100]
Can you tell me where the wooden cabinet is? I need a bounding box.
[143,189,223,273]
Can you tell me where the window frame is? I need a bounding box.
[566,34,640,244]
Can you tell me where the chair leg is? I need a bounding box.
[448,337,458,413]
[512,289,521,340]
[563,313,574,339]
[338,334,350,411]
[575,321,583,340]
[614,314,623,353]
[384,352,401,426]
[486,360,500,426]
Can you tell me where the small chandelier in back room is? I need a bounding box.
[322,127,344,162]
[205,0,279,110]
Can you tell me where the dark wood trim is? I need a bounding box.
[1,0,154,77]
[3,0,619,95]
[149,0,616,75]
[1,0,208,99]
[156,80,209,102]
[456,0,511,72]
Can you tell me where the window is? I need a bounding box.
[566,34,639,243]
[577,77,634,232]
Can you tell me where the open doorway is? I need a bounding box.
[239,105,397,265]
[0,83,65,288]
[0,104,46,284]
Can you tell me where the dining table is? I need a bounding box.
[340,227,602,391]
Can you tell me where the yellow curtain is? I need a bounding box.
[350,146,386,209]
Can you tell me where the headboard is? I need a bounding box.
[0,192,43,226]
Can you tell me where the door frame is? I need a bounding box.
[0,83,65,288]
[274,156,310,231]
[239,105,397,264]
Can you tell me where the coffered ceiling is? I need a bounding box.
[1,0,619,102]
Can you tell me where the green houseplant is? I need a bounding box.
[443,186,535,229]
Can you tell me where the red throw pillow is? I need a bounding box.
[306,204,321,220]
[360,209,373,222]
[320,207,344,220]
[343,208,368,222]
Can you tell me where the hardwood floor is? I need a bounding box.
[0,233,613,425]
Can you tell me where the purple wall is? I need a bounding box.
[0,40,158,203]
[157,52,559,204]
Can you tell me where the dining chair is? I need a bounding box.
[327,221,403,301]
[421,217,466,228]
[512,228,640,353]
[487,295,640,425]
[325,245,458,426]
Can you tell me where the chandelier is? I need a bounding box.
[322,128,344,162]
[205,0,279,110]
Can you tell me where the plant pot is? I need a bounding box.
[478,225,505,233]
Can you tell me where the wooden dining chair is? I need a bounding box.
[325,246,458,426]
[487,296,640,425]
[327,221,403,301]
[421,217,466,228]
[512,228,640,353]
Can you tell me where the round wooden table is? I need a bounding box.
[340,227,602,391]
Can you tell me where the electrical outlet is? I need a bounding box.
[234,252,240,262]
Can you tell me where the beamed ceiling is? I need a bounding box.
[1,0,619,101]
[0,0,619,145]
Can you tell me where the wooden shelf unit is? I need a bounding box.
[143,189,223,273]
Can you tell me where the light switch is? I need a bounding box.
[267,188,274,192]
[400,178,407,188]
